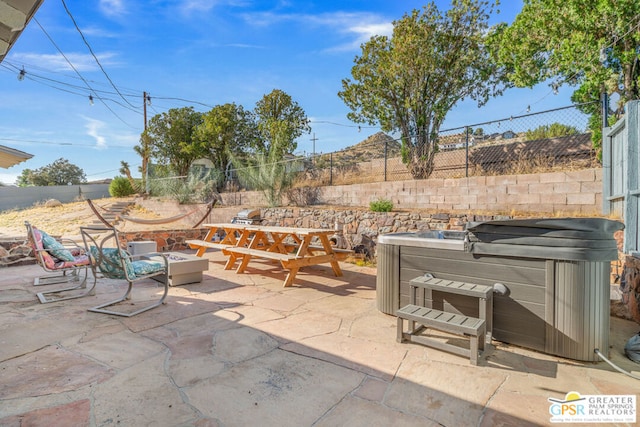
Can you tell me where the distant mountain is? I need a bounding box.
[318,132,401,165]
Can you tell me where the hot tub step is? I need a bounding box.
[396,304,486,365]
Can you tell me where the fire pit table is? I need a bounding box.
[143,252,209,286]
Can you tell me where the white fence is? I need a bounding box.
[0,184,110,211]
[603,100,640,253]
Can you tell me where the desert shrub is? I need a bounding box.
[109,176,135,197]
[369,198,393,212]
[232,151,293,207]
[148,168,220,204]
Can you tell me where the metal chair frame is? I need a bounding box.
[80,225,169,317]
[24,221,94,304]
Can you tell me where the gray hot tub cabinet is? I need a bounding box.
[376,218,623,361]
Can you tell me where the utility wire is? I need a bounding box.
[87,164,141,177]
[33,18,137,129]
[519,12,640,114]
[5,58,368,128]
[0,63,142,114]
[152,96,215,109]
[3,59,141,99]
[61,0,138,109]
[0,137,135,148]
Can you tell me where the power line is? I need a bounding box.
[152,96,215,109]
[33,18,137,129]
[86,164,141,177]
[4,60,369,130]
[61,0,137,110]
[0,63,143,114]
[517,12,640,114]
[0,137,135,149]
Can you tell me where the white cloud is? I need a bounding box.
[223,43,265,49]
[11,52,119,72]
[99,0,126,18]
[0,173,19,186]
[181,0,215,13]
[240,11,393,52]
[83,117,108,150]
[178,0,251,15]
[81,26,119,38]
[327,21,393,53]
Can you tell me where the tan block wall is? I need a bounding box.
[316,168,603,215]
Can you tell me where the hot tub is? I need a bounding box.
[376,218,623,361]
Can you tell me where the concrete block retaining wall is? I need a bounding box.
[219,168,603,216]
[316,168,603,215]
[137,167,607,250]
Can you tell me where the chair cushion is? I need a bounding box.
[40,231,75,262]
[31,227,57,269]
[90,246,136,279]
[131,260,164,276]
[30,227,89,270]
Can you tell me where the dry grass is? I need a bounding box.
[0,200,96,237]
[0,197,159,238]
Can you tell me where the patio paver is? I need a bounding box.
[1,250,639,426]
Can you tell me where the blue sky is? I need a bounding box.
[0,0,575,185]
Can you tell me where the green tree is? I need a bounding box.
[119,161,140,193]
[488,0,640,154]
[16,168,33,187]
[109,176,135,197]
[339,1,506,179]
[195,103,258,174]
[17,158,86,186]
[525,123,580,141]
[254,89,311,159]
[141,107,204,176]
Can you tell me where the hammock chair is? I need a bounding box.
[87,198,217,229]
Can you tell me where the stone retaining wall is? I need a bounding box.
[0,238,34,267]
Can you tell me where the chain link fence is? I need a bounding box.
[281,102,599,187]
[155,102,599,194]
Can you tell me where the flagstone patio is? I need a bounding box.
[0,249,638,426]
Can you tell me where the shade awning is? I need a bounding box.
[0,144,33,168]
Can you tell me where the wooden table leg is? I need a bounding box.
[318,234,343,277]
[236,254,252,273]
[197,228,217,257]
[235,230,264,273]
[282,265,299,287]
[224,252,240,270]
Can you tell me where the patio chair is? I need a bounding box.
[24,221,94,304]
[80,225,169,317]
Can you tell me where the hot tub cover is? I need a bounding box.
[466,218,624,261]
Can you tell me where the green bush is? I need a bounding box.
[109,176,135,197]
[370,198,393,212]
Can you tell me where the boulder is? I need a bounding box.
[45,199,63,208]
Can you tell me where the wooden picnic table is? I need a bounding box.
[188,223,248,255]
[187,223,352,287]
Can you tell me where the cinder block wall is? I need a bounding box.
[221,168,604,216]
